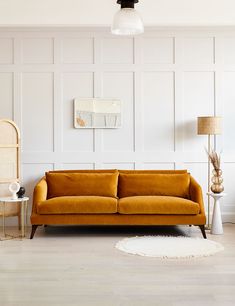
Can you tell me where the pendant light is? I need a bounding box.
[111,0,144,36]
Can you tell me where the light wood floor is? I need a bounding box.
[0,224,235,306]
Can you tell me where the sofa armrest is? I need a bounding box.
[189,176,205,215]
[32,177,48,214]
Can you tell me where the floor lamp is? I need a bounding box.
[197,116,222,229]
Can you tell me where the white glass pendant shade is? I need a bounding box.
[111,8,144,35]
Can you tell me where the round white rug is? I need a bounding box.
[115,236,224,259]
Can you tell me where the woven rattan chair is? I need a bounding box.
[0,119,21,232]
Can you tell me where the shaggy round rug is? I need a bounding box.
[115,236,224,259]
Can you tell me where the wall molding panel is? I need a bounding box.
[0,28,235,222]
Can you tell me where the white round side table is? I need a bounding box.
[0,196,29,239]
[207,192,226,235]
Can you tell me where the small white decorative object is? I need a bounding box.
[74,98,121,128]
[9,182,20,200]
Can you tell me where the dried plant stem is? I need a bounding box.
[206,149,221,172]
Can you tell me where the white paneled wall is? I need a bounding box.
[0,28,235,222]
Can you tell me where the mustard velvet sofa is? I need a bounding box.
[30,169,206,239]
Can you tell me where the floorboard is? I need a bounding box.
[0,224,235,306]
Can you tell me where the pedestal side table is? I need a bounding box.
[207,192,226,235]
[0,197,29,239]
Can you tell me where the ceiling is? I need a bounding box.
[0,0,235,27]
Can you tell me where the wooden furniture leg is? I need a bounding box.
[17,203,22,230]
[30,225,40,239]
[18,214,21,230]
[199,225,207,239]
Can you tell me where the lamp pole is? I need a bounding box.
[207,134,211,230]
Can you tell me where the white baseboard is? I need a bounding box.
[221,213,235,223]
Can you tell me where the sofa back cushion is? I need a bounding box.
[119,170,187,174]
[46,171,118,198]
[118,173,190,199]
[49,169,117,174]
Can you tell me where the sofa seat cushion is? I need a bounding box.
[118,196,200,215]
[37,196,118,214]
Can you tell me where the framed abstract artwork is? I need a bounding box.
[74,98,121,128]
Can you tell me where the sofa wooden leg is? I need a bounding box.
[30,225,40,239]
[199,225,207,239]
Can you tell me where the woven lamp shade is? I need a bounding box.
[197,116,222,135]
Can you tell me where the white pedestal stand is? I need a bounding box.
[207,192,226,235]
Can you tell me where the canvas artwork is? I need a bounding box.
[74,98,121,128]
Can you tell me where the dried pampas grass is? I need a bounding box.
[206,149,221,171]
